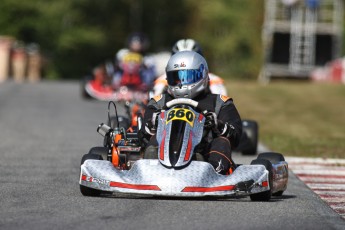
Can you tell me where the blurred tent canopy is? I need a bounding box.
[0,0,268,79]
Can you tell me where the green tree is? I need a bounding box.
[0,0,192,78]
[186,0,264,79]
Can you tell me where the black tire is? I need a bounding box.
[250,159,273,201]
[108,116,130,129]
[238,120,258,155]
[257,152,285,164]
[80,153,103,197]
[272,191,284,196]
[143,146,158,159]
[81,153,103,165]
[258,152,286,196]
[88,146,109,161]
[80,76,93,100]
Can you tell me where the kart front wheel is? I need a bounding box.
[250,159,273,201]
[80,185,102,197]
[80,153,103,197]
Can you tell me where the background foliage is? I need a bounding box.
[1,1,344,80]
[0,0,264,79]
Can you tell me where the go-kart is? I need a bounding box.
[81,51,153,102]
[79,99,288,200]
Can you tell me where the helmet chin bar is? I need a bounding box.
[169,79,208,99]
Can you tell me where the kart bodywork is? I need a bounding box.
[79,99,288,200]
[84,82,149,102]
[81,160,272,197]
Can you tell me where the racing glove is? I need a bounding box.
[144,110,161,135]
[139,110,161,147]
[144,120,157,136]
[203,111,218,130]
[203,111,236,138]
[151,111,161,130]
[217,120,236,139]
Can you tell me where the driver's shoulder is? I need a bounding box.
[203,93,232,102]
[211,94,234,109]
[218,94,232,102]
[151,93,173,108]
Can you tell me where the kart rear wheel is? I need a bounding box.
[257,152,285,164]
[81,76,93,100]
[238,120,258,155]
[80,153,103,197]
[88,147,109,161]
[250,159,273,201]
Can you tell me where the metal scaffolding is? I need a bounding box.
[260,0,344,83]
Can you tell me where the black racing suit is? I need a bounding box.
[140,92,242,174]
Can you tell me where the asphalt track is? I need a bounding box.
[0,81,344,230]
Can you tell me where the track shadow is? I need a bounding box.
[100,193,297,203]
[272,194,297,200]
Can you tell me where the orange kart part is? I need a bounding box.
[130,103,144,127]
[111,146,120,168]
[111,133,122,168]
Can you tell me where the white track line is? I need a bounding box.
[286,157,345,219]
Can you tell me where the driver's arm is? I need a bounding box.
[218,99,242,148]
[139,98,161,147]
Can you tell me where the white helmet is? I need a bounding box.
[171,39,203,55]
[166,51,209,99]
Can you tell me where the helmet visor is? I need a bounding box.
[167,68,204,87]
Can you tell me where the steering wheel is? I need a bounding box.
[166,98,199,109]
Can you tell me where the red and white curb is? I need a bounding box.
[286,157,345,219]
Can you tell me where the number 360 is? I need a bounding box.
[167,108,194,123]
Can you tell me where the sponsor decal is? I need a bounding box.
[174,62,186,68]
[81,174,161,191]
[81,175,110,186]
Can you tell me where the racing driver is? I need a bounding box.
[139,50,242,175]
